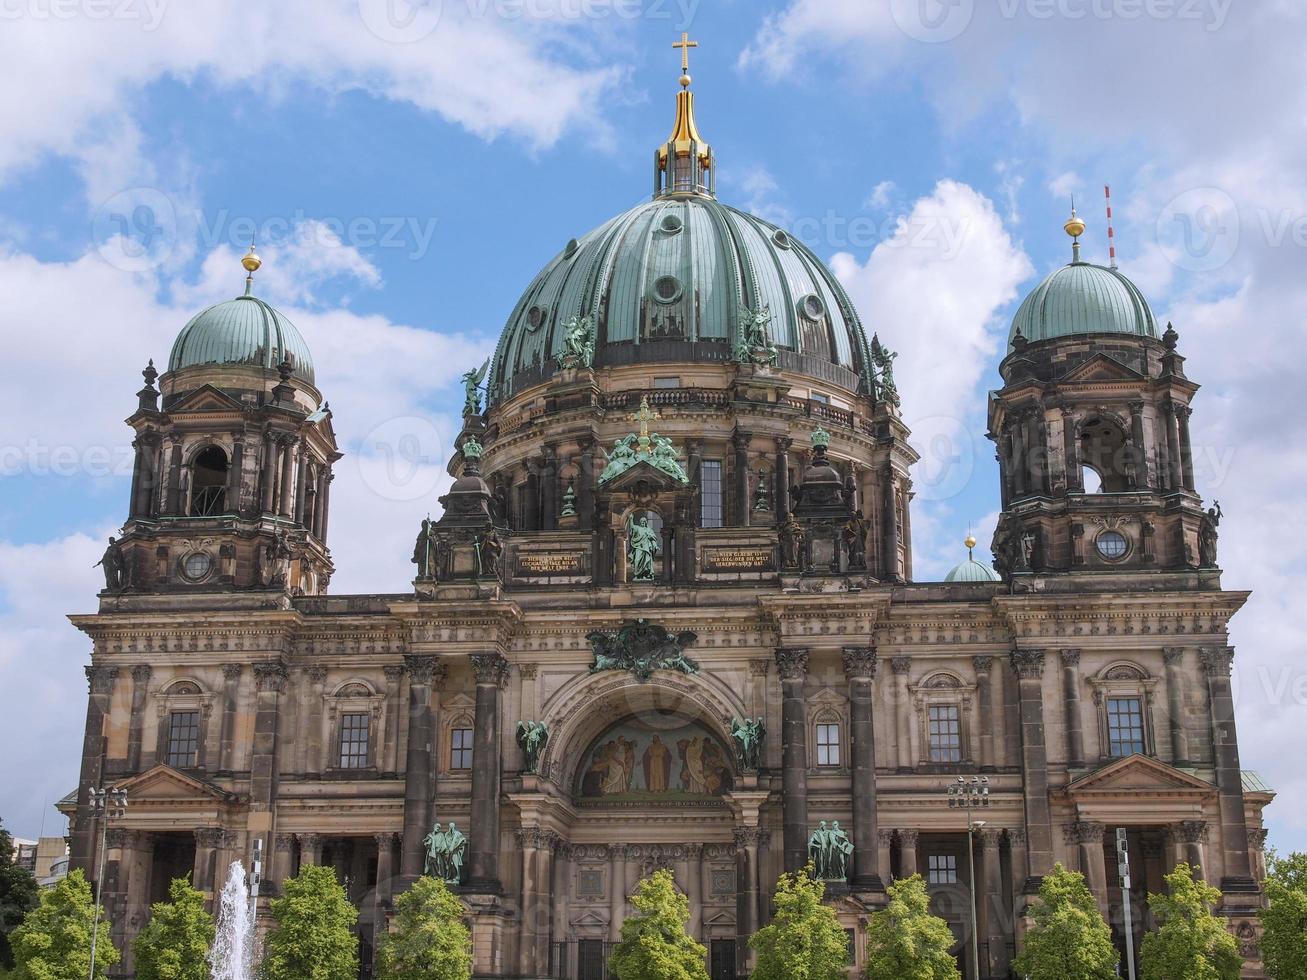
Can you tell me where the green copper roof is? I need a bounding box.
[1009,258,1157,351]
[944,557,1001,583]
[1241,771,1273,794]
[490,195,873,402]
[168,294,315,384]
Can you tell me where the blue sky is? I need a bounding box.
[1,0,1304,856]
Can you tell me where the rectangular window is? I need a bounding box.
[700,460,723,529]
[451,728,474,770]
[928,705,962,763]
[1107,697,1146,757]
[815,723,841,767]
[927,854,958,885]
[338,712,370,769]
[653,376,681,389]
[165,711,200,768]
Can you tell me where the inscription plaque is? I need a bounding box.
[516,552,586,576]
[701,547,774,573]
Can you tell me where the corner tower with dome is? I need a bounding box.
[65,44,1272,980]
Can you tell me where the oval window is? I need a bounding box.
[181,552,212,581]
[526,306,545,332]
[772,228,792,249]
[798,293,826,320]
[652,275,683,304]
[1095,531,1129,561]
[660,213,684,234]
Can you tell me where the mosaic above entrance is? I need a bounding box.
[577,717,734,802]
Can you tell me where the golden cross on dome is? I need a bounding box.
[673,32,698,75]
[628,396,661,451]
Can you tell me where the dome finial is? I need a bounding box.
[964,533,978,559]
[1064,199,1086,264]
[656,33,714,198]
[241,241,262,296]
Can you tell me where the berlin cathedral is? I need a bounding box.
[65,40,1273,980]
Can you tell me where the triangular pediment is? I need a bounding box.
[599,459,688,495]
[116,764,239,804]
[703,907,737,926]
[1065,754,1215,798]
[167,384,247,415]
[569,909,609,927]
[1061,353,1146,384]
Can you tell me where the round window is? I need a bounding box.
[772,228,792,249]
[526,305,545,331]
[563,238,580,258]
[652,275,683,304]
[660,213,683,234]
[181,551,212,581]
[798,293,826,320]
[1095,531,1130,561]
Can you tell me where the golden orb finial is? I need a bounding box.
[680,72,692,89]
[965,534,978,551]
[1064,208,1086,240]
[241,243,262,273]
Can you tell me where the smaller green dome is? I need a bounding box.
[945,557,1001,583]
[169,294,315,384]
[1009,257,1157,351]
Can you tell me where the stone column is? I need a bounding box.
[608,843,627,941]
[229,437,246,515]
[1059,649,1085,768]
[1010,419,1028,498]
[978,827,1008,979]
[374,833,397,960]
[1061,406,1081,492]
[733,829,761,964]
[217,664,241,773]
[1010,650,1053,892]
[193,827,223,897]
[882,465,900,581]
[319,469,333,545]
[973,657,995,771]
[517,828,543,976]
[250,662,287,812]
[576,438,596,531]
[896,830,919,879]
[843,646,883,891]
[298,832,323,866]
[1162,648,1191,766]
[125,665,151,773]
[776,647,809,872]
[260,431,278,514]
[71,666,118,875]
[774,437,792,517]
[1163,401,1182,493]
[270,833,295,892]
[1008,828,1029,903]
[541,445,558,531]
[382,665,404,774]
[732,430,751,527]
[1026,409,1047,494]
[1177,820,1209,880]
[892,657,912,770]
[400,656,443,879]
[876,830,894,885]
[1068,821,1107,905]
[303,666,327,775]
[1177,406,1196,492]
[164,440,183,514]
[278,436,297,518]
[293,446,310,524]
[468,653,507,892]
[1199,648,1257,891]
[1129,402,1148,489]
[684,844,703,937]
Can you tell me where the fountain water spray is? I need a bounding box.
[208,859,256,980]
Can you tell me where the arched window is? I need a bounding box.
[190,446,229,516]
[1089,663,1157,761]
[1079,418,1131,493]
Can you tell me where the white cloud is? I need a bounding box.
[865,180,897,210]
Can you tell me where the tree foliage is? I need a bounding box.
[1261,851,1307,980]
[131,876,215,980]
[9,868,119,980]
[1012,864,1118,980]
[863,874,959,980]
[260,864,358,980]
[1140,863,1241,980]
[608,869,708,980]
[750,865,849,980]
[376,876,472,980]
[0,823,39,971]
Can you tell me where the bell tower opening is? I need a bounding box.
[1079,418,1130,493]
[189,446,229,516]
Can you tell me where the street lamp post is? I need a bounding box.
[87,786,128,980]
[946,775,989,980]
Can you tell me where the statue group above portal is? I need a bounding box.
[423,822,468,884]
[807,820,854,881]
[598,397,689,486]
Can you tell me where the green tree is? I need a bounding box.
[863,874,960,980]
[0,823,39,970]
[1012,864,1118,980]
[376,876,472,980]
[1261,851,1307,980]
[131,876,215,980]
[750,866,848,980]
[1140,863,1241,980]
[260,864,358,980]
[608,869,708,980]
[9,868,119,980]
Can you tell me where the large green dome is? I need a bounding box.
[168,293,315,385]
[1009,256,1157,351]
[489,194,873,403]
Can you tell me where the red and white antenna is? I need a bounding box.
[1104,183,1119,269]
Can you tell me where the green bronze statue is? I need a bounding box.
[628,515,660,581]
[730,716,766,771]
[807,820,854,881]
[423,821,468,883]
[516,720,549,774]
